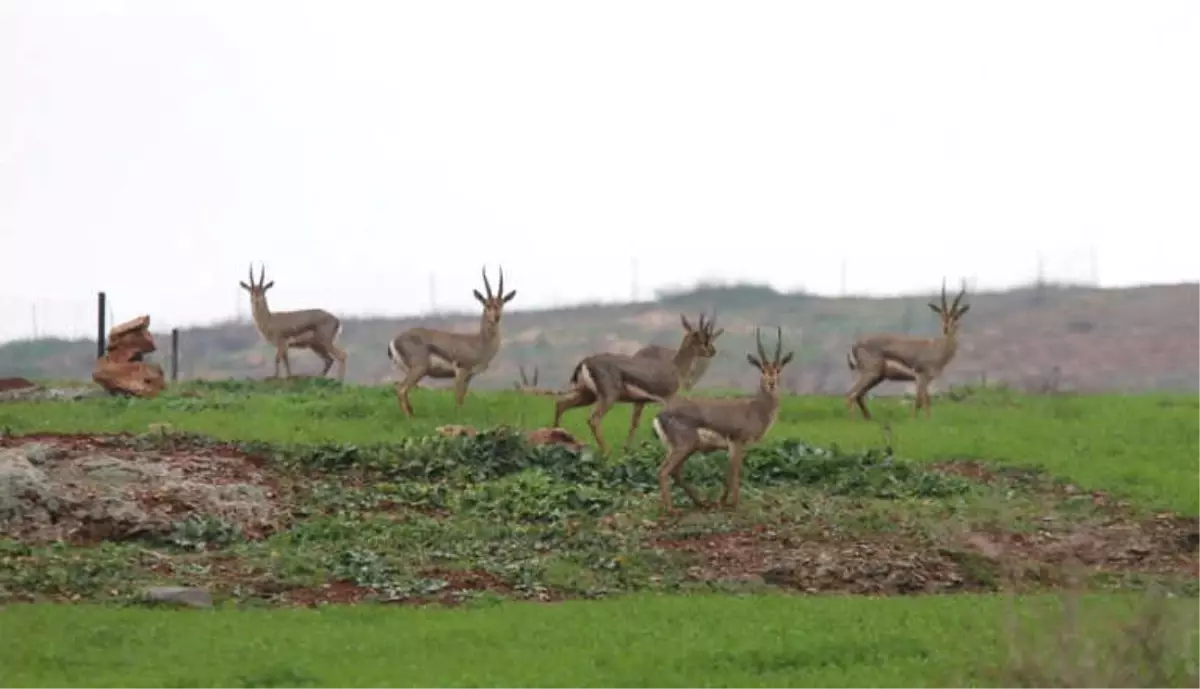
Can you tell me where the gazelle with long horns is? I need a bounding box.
[239,263,348,381]
[845,280,971,420]
[652,327,794,513]
[387,266,517,417]
[633,313,724,391]
[551,312,720,454]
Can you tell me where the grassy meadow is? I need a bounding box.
[0,378,1197,686]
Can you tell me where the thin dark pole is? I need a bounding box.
[170,328,180,382]
[96,291,107,358]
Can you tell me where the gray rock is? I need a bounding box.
[0,450,58,523]
[20,443,65,466]
[141,586,213,608]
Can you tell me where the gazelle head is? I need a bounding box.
[514,364,539,391]
[746,326,794,395]
[679,312,725,358]
[928,279,971,336]
[473,266,516,328]
[239,263,275,307]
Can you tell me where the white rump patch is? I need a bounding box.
[577,363,598,394]
[651,418,669,446]
[387,340,402,368]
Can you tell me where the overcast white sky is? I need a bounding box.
[2,0,1198,341]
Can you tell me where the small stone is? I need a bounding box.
[141,586,213,608]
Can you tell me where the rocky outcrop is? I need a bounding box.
[92,315,167,398]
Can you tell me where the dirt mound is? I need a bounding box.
[0,377,35,393]
[652,527,974,595]
[0,434,285,545]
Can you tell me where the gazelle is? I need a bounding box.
[239,263,348,381]
[846,280,970,420]
[512,365,559,396]
[633,313,724,391]
[387,266,516,417]
[551,312,719,454]
[652,327,793,513]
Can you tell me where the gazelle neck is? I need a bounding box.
[671,343,700,376]
[250,297,274,337]
[477,313,502,356]
[752,381,782,431]
[933,331,960,371]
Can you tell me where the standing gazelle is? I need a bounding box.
[551,312,719,454]
[633,313,724,391]
[652,327,794,513]
[846,280,970,420]
[387,266,516,417]
[240,263,348,381]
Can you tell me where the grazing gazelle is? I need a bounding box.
[633,313,725,391]
[652,327,794,513]
[846,280,970,420]
[551,312,719,454]
[240,263,348,381]
[387,266,516,417]
[512,365,558,397]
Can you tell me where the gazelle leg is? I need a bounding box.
[847,373,883,420]
[719,442,747,509]
[453,369,472,409]
[329,343,348,382]
[587,397,615,455]
[395,365,426,417]
[552,388,594,428]
[657,446,695,513]
[915,375,932,418]
[671,456,706,508]
[312,345,335,377]
[624,403,646,451]
[277,343,293,379]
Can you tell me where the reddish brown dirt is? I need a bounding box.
[651,526,978,594]
[0,377,36,393]
[647,467,1199,596]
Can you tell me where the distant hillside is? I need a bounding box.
[1,282,1196,394]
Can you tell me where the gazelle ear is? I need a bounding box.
[473,289,487,305]
[927,303,942,314]
[262,281,275,291]
[955,304,970,318]
[779,352,794,368]
[711,328,725,340]
[502,290,517,303]
[239,281,251,291]
[746,353,762,370]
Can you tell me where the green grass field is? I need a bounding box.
[0,379,1197,686]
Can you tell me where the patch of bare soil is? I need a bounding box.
[0,434,286,544]
[646,466,1199,595]
[0,377,36,393]
[651,525,975,595]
